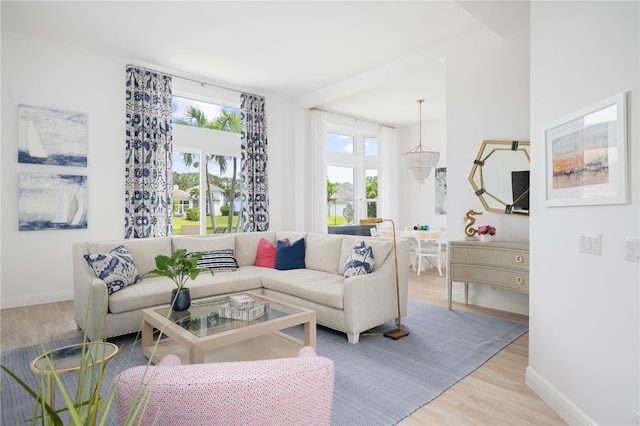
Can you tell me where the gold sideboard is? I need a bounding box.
[447,240,529,310]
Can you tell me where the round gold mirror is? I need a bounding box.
[468,140,530,215]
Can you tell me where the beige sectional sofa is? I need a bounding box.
[73,230,409,344]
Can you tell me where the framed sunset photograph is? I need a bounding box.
[545,92,628,207]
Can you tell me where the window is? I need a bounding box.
[365,137,378,156]
[327,132,354,154]
[171,90,241,235]
[326,121,380,226]
[365,168,378,218]
[327,165,354,225]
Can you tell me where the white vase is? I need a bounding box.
[479,234,494,242]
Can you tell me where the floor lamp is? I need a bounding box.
[360,218,410,340]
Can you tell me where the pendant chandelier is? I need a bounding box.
[401,99,440,184]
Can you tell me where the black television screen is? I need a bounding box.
[511,170,530,211]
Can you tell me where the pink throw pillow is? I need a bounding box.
[255,238,288,268]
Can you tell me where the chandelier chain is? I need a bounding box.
[418,99,424,147]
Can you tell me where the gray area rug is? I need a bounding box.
[1,301,527,425]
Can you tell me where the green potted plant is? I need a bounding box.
[1,291,158,425]
[145,249,214,311]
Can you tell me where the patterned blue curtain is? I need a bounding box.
[240,93,269,232]
[124,66,173,238]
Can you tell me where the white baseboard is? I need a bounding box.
[1,291,72,309]
[526,366,595,425]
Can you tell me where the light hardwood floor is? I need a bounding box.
[0,267,565,425]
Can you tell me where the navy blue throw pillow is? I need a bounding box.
[275,238,306,270]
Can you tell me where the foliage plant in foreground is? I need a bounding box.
[1,285,168,425]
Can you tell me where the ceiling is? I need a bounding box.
[2,1,529,127]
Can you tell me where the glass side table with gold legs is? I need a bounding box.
[30,341,119,410]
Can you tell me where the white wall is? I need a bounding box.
[445,28,531,314]
[1,32,124,307]
[398,117,448,232]
[528,2,639,424]
[0,32,295,308]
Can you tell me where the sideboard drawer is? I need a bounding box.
[450,245,528,270]
[450,264,529,293]
[447,240,529,309]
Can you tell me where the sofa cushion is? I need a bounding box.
[261,269,344,309]
[304,233,342,275]
[108,269,263,314]
[275,231,307,245]
[234,231,277,266]
[92,237,172,279]
[339,236,392,276]
[344,240,375,278]
[275,238,305,270]
[255,238,288,268]
[108,276,175,313]
[84,245,141,295]
[190,249,238,272]
[172,235,235,253]
[183,269,263,301]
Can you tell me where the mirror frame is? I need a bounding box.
[468,140,530,215]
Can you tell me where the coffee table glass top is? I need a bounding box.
[154,293,302,338]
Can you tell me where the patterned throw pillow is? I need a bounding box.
[344,240,375,278]
[189,249,238,272]
[84,245,141,295]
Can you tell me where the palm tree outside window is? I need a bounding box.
[172,97,241,234]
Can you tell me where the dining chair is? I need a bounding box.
[407,230,447,276]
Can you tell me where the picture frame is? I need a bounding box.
[18,172,88,231]
[545,92,627,207]
[434,167,447,215]
[18,105,88,167]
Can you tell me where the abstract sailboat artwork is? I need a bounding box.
[52,193,84,225]
[18,173,88,231]
[26,120,48,159]
[18,105,87,167]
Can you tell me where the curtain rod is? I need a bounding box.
[172,74,246,95]
[310,107,395,130]
[127,64,247,95]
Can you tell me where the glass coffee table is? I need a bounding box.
[141,292,316,364]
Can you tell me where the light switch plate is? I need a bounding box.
[625,237,640,262]
[580,233,601,255]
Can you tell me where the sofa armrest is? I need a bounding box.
[73,242,109,341]
[342,239,409,333]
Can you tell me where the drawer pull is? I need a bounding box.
[461,269,469,277]
[516,276,524,285]
[461,250,468,257]
[515,255,524,263]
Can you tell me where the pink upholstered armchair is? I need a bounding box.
[114,347,335,425]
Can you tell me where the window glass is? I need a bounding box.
[326,121,381,226]
[365,137,378,156]
[365,168,378,219]
[327,166,354,226]
[172,96,240,132]
[172,96,241,234]
[172,152,200,220]
[327,132,354,155]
